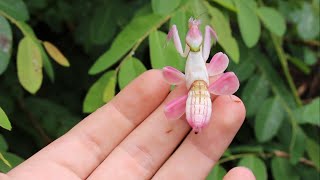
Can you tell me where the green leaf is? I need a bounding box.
[295,97,320,126]
[257,7,286,36]
[89,13,164,75]
[238,156,267,180]
[254,97,285,142]
[303,48,317,66]
[149,30,185,71]
[291,2,319,40]
[219,37,239,63]
[17,37,43,94]
[170,9,188,46]
[271,157,299,180]
[0,152,24,173]
[118,57,146,90]
[206,165,227,180]
[296,163,319,180]
[89,2,116,45]
[43,41,70,67]
[0,0,29,21]
[0,134,8,151]
[15,21,54,81]
[241,75,269,117]
[102,74,116,103]
[152,0,181,15]
[228,45,255,81]
[255,52,296,108]
[305,103,319,123]
[83,70,116,113]
[189,0,210,32]
[306,138,320,169]
[0,106,11,130]
[0,15,12,75]
[244,0,258,9]
[205,3,239,62]
[289,126,306,164]
[0,152,10,168]
[254,54,307,164]
[39,43,54,82]
[277,121,292,150]
[212,0,236,12]
[234,0,261,47]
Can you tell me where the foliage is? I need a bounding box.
[0,0,319,178]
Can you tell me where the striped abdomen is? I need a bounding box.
[186,80,212,133]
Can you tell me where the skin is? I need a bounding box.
[1,70,255,180]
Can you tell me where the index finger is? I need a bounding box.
[8,70,170,180]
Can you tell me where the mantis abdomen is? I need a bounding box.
[186,80,212,133]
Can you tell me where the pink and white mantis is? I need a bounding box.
[163,17,240,134]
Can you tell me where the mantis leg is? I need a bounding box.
[208,72,239,95]
[167,25,190,58]
[202,25,218,61]
[164,94,188,120]
[206,52,229,76]
[162,66,185,85]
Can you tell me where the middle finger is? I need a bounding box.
[87,85,190,179]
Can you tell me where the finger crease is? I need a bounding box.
[110,102,141,127]
[80,130,105,164]
[188,139,217,164]
[50,159,83,180]
[120,143,155,177]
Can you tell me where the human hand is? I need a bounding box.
[1,70,254,180]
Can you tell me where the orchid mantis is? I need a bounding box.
[163,17,240,134]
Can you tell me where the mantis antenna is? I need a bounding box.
[194,11,208,20]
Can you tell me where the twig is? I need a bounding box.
[286,54,311,75]
[218,150,318,170]
[284,38,320,48]
[271,34,302,106]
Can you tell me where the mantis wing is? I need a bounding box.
[164,94,188,120]
[162,66,185,85]
[206,52,229,77]
[208,72,239,95]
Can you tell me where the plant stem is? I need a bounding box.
[284,38,320,47]
[0,11,25,36]
[286,54,311,75]
[218,150,318,170]
[270,34,302,106]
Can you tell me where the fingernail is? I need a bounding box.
[229,95,241,103]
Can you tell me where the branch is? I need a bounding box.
[284,38,320,48]
[218,150,318,170]
[271,34,302,106]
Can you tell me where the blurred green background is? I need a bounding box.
[0,0,319,179]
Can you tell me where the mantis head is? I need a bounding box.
[186,17,203,52]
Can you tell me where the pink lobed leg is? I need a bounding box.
[162,66,185,85]
[206,52,229,77]
[164,94,188,120]
[208,72,240,95]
